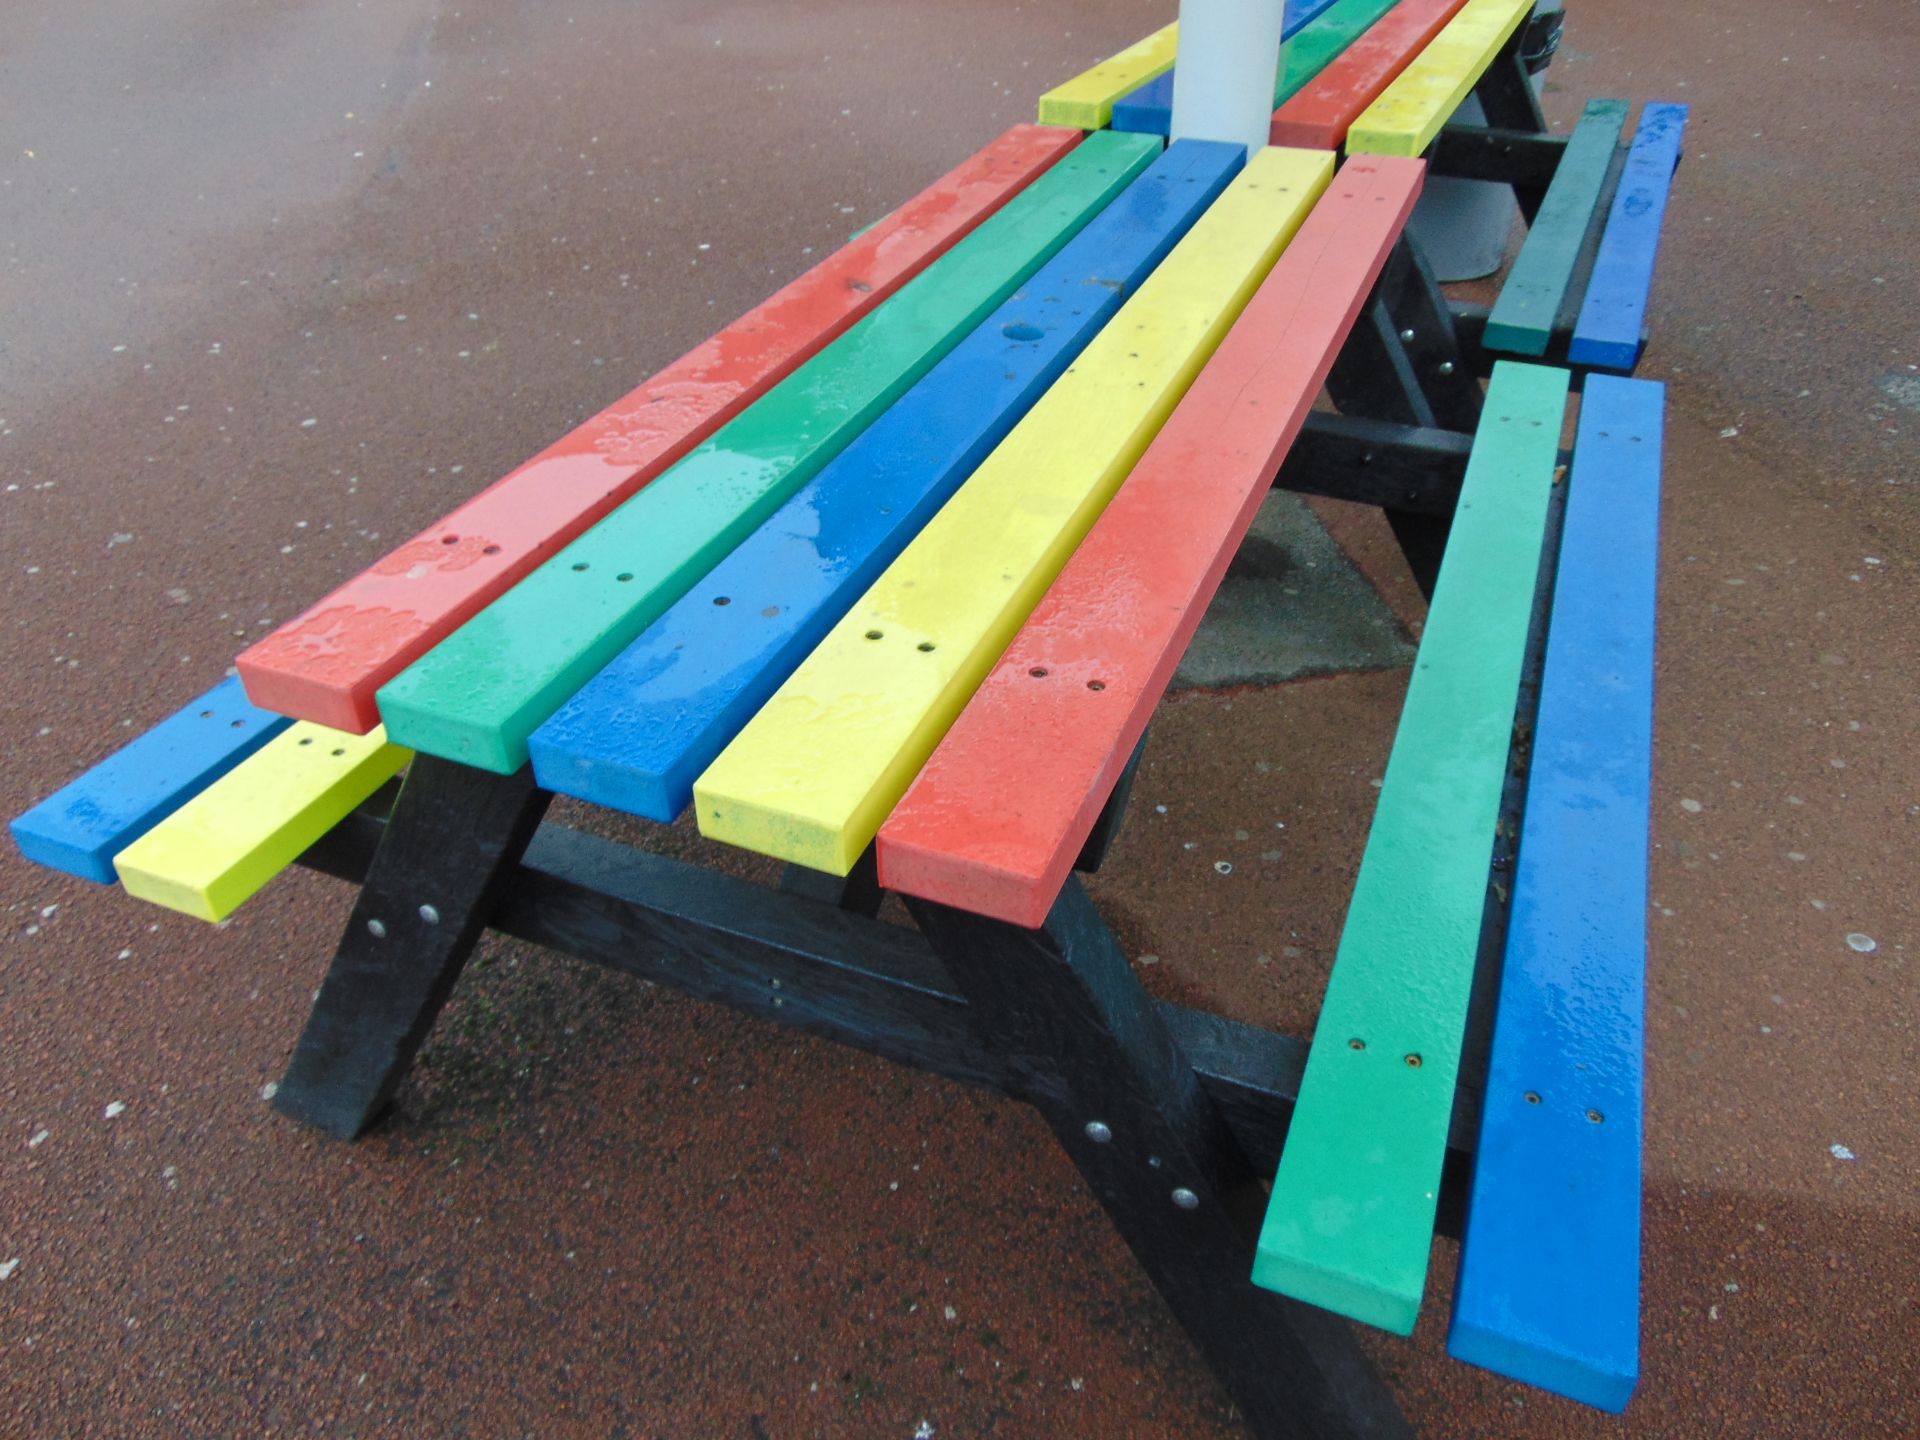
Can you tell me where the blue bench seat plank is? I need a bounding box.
[1111,0,1335,136]
[1447,373,1664,1412]
[1568,103,1688,371]
[526,140,1247,821]
[10,676,293,883]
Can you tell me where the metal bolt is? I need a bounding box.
[417,904,440,925]
[1171,1188,1200,1210]
[1399,328,1416,342]
[366,918,387,939]
[1438,361,1456,376]
[1084,1121,1113,1145]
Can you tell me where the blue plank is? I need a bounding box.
[1111,0,1336,136]
[526,140,1247,822]
[10,676,293,883]
[1447,374,1664,1412]
[1568,103,1688,371]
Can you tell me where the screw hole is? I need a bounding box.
[199,710,215,719]
[441,535,459,545]
[917,641,936,653]
[571,562,589,572]
[713,595,731,606]
[1586,1109,1605,1124]
[1348,1038,1366,1051]
[1029,667,1049,679]
[1404,1053,1423,1068]
[1087,680,1105,692]
[482,544,501,556]
[229,719,245,728]
[1524,1091,1542,1105]
[299,737,314,746]
[865,629,884,640]
[331,748,346,757]
[616,573,633,582]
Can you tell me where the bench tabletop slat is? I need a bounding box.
[1269,0,1471,150]
[1109,0,1366,137]
[1345,0,1533,158]
[1037,22,1181,131]
[526,140,1249,823]
[114,723,411,922]
[235,123,1079,734]
[1447,373,1661,1411]
[875,154,1426,926]
[9,676,292,884]
[1253,360,1569,1334]
[694,147,1337,876]
[373,131,1161,774]
[1484,98,1630,356]
[1570,103,1689,371]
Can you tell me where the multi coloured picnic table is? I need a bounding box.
[12,3,1686,1434]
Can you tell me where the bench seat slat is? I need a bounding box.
[374,132,1161,774]
[114,723,411,922]
[1037,23,1181,131]
[1268,0,1470,150]
[875,155,1426,926]
[1447,373,1661,1411]
[526,141,1248,822]
[1570,103,1688,370]
[9,677,292,884]
[235,123,1080,735]
[694,148,1336,875]
[1109,0,1361,137]
[1253,360,1569,1334]
[1345,0,1533,158]
[1483,98,1630,356]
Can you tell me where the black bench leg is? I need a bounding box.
[1470,25,1551,224]
[910,881,1413,1440]
[273,757,552,1139]
[780,843,885,917]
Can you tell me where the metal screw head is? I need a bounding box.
[1171,1188,1200,1211]
[1399,328,1416,342]
[1084,1121,1113,1145]
[417,904,440,925]
[366,918,387,939]
[1438,360,1456,376]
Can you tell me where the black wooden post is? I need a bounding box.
[911,881,1413,1440]
[1468,25,1551,223]
[273,757,552,1138]
[780,843,885,917]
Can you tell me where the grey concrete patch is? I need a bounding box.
[1173,492,1415,690]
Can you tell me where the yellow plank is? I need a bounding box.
[1345,0,1533,157]
[114,722,411,922]
[1038,22,1180,130]
[695,147,1335,874]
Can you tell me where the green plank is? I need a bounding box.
[1484,99,1630,356]
[1277,0,1404,107]
[377,130,1161,772]
[1253,361,1569,1335]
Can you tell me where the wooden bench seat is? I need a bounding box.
[526,139,1248,821]
[1270,0,1473,149]
[1571,104,1689,369]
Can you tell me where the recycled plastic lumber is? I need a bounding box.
[1570,103,1689,370]
[877,154,1426,927]
[1346,0,1534,158]
[8,676,291,884]
[1483,98,1629,355]
[234,123,1080,735]
[1037,22,1181,130]
[1253,360,1570,1334]
[1112,0,1399,138]
[114,722,412,923]
[695,146,1336,875]
[376,132,1161,774]
[1448,373,1663,1411]
[526,141,1247,822]
[1268,0,1470,150]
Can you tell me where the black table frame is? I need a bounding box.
[266,37,1613,1439]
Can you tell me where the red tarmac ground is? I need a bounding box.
[1,2,1915,1436]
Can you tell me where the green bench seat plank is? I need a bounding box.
[1253,360,1569,1334]
[1483,99,1629,356]
[375,130,1160,773]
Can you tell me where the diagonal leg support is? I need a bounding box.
[911,880,1413,1440]
[273,756,552,1138]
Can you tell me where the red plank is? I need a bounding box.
[1268,0,1469,149]
[238,124,1082,734]
[877,154,1427,928]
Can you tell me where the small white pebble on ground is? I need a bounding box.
[103,1101,126,1120]
[260,1082,279,1102]
[1680,798,1703,813]
[0,1259,19,1282]
[1070,1377,1085,1392]
[1845,933,1877,954]
[28,1129,49,1148]
[1214,861,1232,875]
[1830,1144,1856,1161]
[914,1423,935,1440]
[943,1305,957,1321]
[1719,427,1739,439]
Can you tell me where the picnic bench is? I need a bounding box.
[11,2,1685,1433]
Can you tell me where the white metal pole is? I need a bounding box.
[1168,0,1287,158]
